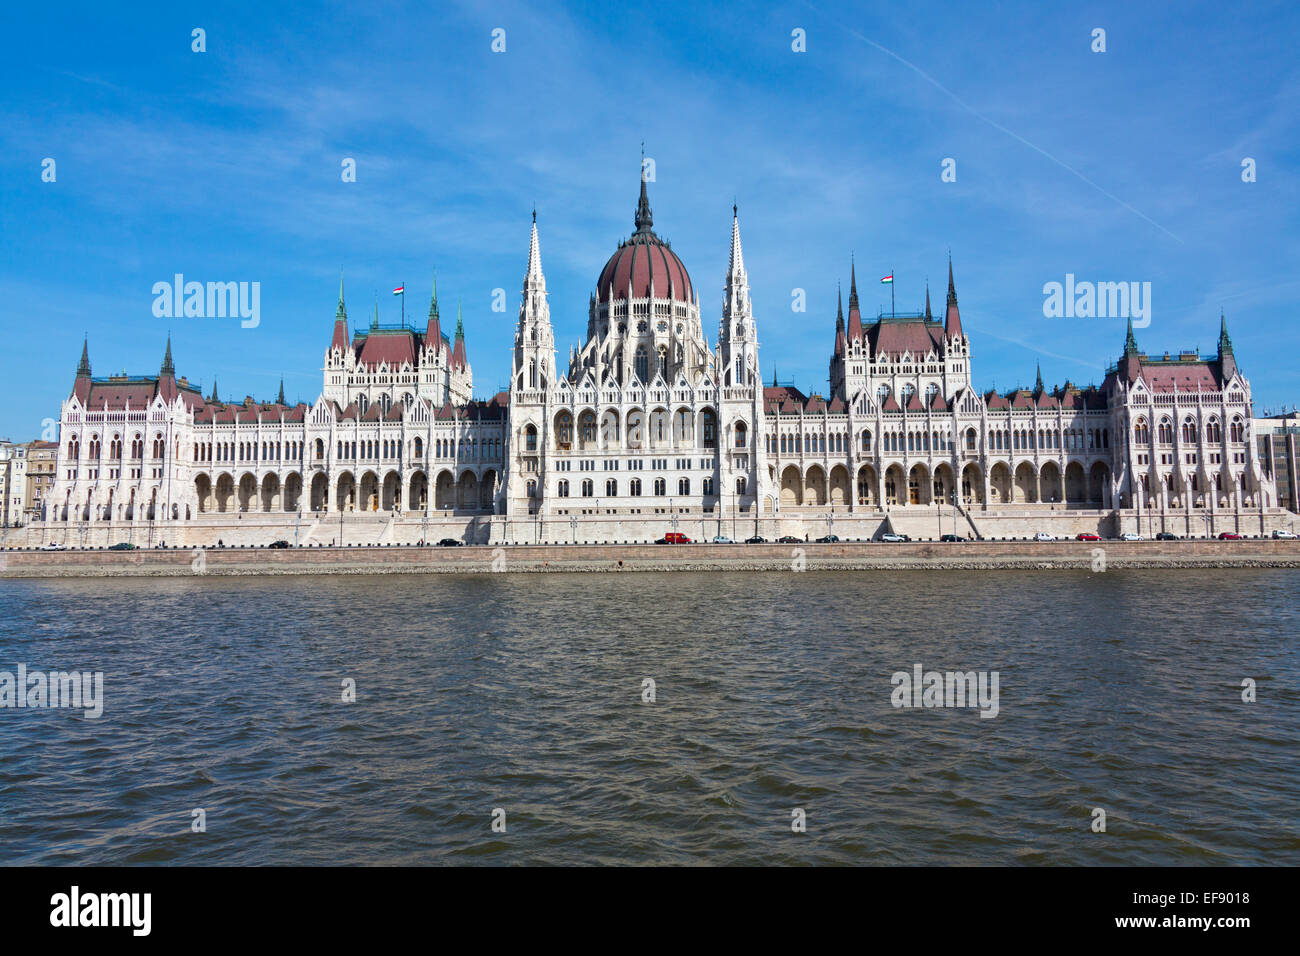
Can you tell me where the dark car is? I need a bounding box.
[815,534,840,543]
[437,538,464,547]
[268,540,291,549]
[744,535,767,544]
[1155,531,1179,540]
[1218,531,1243,540]
[107,542,137,551]
[939,534,962,542]
[776,535,802,544]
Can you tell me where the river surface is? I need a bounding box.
[0,570,1296,865]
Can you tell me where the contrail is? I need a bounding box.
[804,4,1182,243]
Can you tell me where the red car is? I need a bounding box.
[658,532,692,544]
[1075,533,1101,541]
[1218,532,1243,540]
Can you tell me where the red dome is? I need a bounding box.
[595,179,694,304]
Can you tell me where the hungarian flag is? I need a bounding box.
[392,285,404,295]
[880,274,893,284]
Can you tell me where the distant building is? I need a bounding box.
[24,440,58,524]
[1254,410,1300,513]
[0,441,27,528]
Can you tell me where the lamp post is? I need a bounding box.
[569,513,578,544]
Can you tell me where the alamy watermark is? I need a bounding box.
[1,663,104,718]
[890,663,999,718]
[1042,274,1150,328]
[152,274,260,328]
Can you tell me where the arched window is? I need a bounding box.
[703,409,718,448]
[581,479,593,497]
[1230,418,1244,443]
[736,477,747,496]
[579,411,597,446]
[734,421,747,449]
[630,478,642,496]
[524,424,537,452]
[558,479,569,497]
[1181,418,1198,443]
[606,479,617,496]
[1133,418,1149,444]
[555,412,573,449]
[653,477,666,496]
[1158,418,1173,444]
[1206,418,1221,444]
[656,346,668,380]
[678,477,690,495]
[634,347,648,383]
[862,429,873,452]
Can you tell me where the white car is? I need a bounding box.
[880,532,909,542]
[1272,529,1298,539]
[1119,532,1142,541]
[1034,532,1056,541]
[712,535,734,544]
[42,542,68,551]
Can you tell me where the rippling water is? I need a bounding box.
[1,570,1296,865]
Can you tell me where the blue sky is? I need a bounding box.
[2,0,1298,438]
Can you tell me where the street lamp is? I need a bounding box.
[569,513,578,544]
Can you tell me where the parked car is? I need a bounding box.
[1075,532,1101,541]
[744,535,767,544]
[268,540,291,549]
[107,542,137,551]
[815,534,840,543]
[41,542,67,551]
[437,538,464,547]
[939,534,962,542]
[712,535,734,544]
[880,532,909,542]
[657,532,692,544]
[1218,531,1243,540]
[1119,532,1142,541]
[776,535,802,544]
[1155,531,1179,540]
[1034,532,1056,542]
[1272,529,1298,539]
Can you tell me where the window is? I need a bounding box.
[736,477,747,496]
[630,478,642,496]
[703,410,717,448]
[862,429,874,452]
[678,477,690,495]
[555,412,573,449]
[635,347,648,383]
[581,479,593,497]
[606,479,617,496]
[654,478,666,496]
[735,421,747,449]
[524,425,537,452]
[558,479,569,497]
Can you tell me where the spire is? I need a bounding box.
[728,204,745,278]
[277,377,285,405]
[371,297,379,330]
[452,302,467,370]
[944,254,963,339]
[161,335,175,376]
[847,259,864,340]
[1035,362,1043,393]
[925,280,932,320]
[77,337,91,377]
[331,275,349,352]
[526,214,545,288]
[1123,314,1139,356]
[1218,311,1233,354]
[834,284,846,357]
[425,274,443,354]
[210,379,219,403]
[634,158,654,234]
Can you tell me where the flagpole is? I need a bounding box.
[402,281,405,325]
[891,267,895,317]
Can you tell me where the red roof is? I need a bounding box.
[870,320,945,359]
[597,234,693,304]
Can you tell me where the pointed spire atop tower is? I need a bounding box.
[634,151,654,234]
[847,258,864,340]
[1218,310,1233,354]
[371,296,379,330]
[452,301,467,370]
[425,273,443,354]
[161,334,175,376]
[210,379,219,403]
[834,284,846,357]
[77,336,91,377]
[277,377,286,405]
[728,203,745,278]
[1035,362,1043,393]
[944,254,963,339]
[526,213,545,288]
[925,280,932,321]
[331,274,350,352]
[1124,314,1139,356]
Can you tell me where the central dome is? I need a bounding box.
[595,179,694,304]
